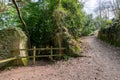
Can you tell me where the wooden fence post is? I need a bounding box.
[33,46,36,64]
[50,46,53,60]
[59,48,62,58]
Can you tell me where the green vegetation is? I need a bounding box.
[0,0,98,59]
[0,0,97,47]
[0,6,18,28]
[20,0,84,47]
[97,0,120,46]
[81,14,96,36]
[98,19,120,47]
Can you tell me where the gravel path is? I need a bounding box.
[0,36,120,80]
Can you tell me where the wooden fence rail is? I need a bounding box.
[0,57,17,64]
[10,48,65,51]
[0,47,65,65]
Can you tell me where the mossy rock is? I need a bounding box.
[0,27,28,68]
[53,27,81,57]
[62,27,81,56]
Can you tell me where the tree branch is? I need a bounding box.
[12,0,31,47]
[12,0,27,31]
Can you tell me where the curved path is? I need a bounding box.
[0,36,120,80]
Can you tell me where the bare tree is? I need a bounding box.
[110,0,120,18]
[94,0,116,19]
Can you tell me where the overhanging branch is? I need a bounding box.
[12,0,31,47]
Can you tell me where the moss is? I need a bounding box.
[21,58,28,66]
[53,26,81,57]
[62,28,81,56]
[0,27,28,68]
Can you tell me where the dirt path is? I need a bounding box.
[0,36,120,80]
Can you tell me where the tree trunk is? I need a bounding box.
[12,0,31,48]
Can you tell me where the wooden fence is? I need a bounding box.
[0,46,65,65]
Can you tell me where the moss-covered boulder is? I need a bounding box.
[54,27,81,57]
[62,27,81,56]
[0,27,28,68]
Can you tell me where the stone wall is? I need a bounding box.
[98,22,120,47]
[0,27,28,68]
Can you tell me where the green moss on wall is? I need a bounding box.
[98,24,120,47]
[0,27,28,68]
